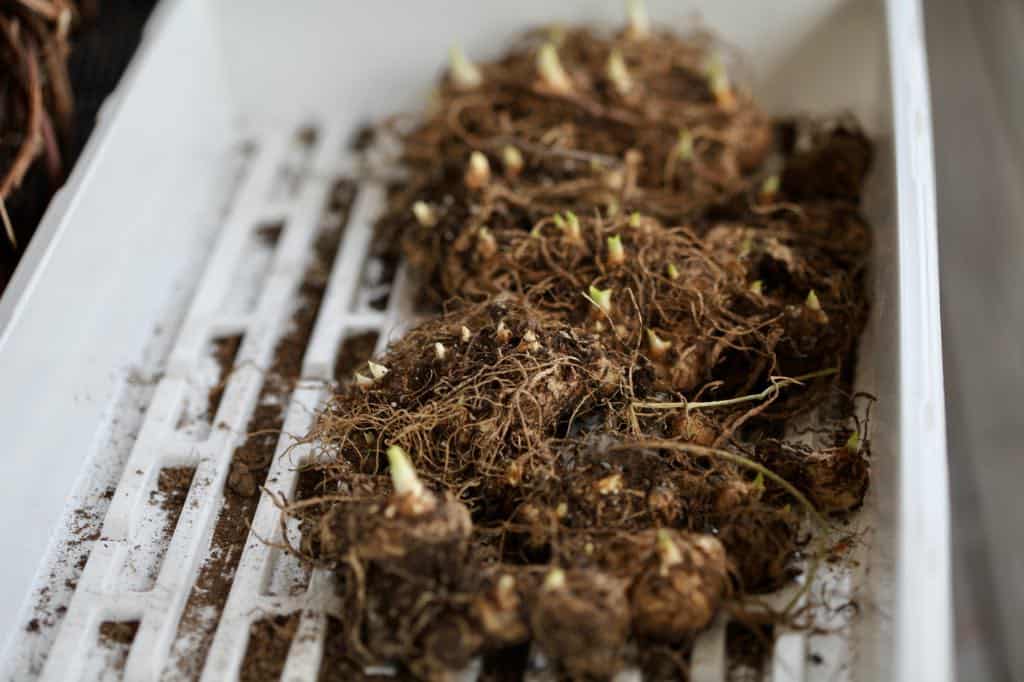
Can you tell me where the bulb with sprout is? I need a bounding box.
[645,328,672,360]
[705,54,737,112]
[519,329,541,352]
[465,150,491,189]
[756,435,869,513]
[325,446,476,675]
[536,42,574,95]
[448,44,482,90]
[630,530,728,642]
[560,211,582,242]
[379,445,473,549]
[672,409,719,446]
[472,571,530,647]
[387,445,429,510]
[367,361,389,381]
[502,145,524,178]
[495,319,511,344]
[805,289,829,324]
[606,234,625,267]
[411,200,437,227]
[586,285,613,317]
[531,568,630,678]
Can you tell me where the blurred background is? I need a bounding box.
[1,1,1020,679]
[927,1,1024,680]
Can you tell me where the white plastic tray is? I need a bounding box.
[0,1,950,680]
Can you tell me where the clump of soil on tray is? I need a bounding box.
[283,7,873,680]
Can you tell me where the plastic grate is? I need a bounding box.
[25,120,864,682]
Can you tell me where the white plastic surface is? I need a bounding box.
[0,1,950,680]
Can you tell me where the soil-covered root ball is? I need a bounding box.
[375,20,775,304]
[703,220,868,382]
[312,447,481,676]
[755,437,869,514]
[501,437,726,546]
[308,296,626,512]
[530,568,631,679]
[348,446,473,570]
[431,209,764,395]
[780,122,873,202]
[713,503,802,593]
[630,530,729,642]
[515,437,779,546]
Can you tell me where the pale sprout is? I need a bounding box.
[449,44,483,90]
[543,568,567,592]
[606,49,633,96]
[645,329,672,360]
[587,285,614,316]
[606,234,625,266]
[368,361,389,380]
[465,151,492,189]
[412,200,437,227]
[502,145,524,177]
[537,43,574,95]
[626,0,651,39]
[387,445,426,498]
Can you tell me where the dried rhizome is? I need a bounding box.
[283,3,873,679]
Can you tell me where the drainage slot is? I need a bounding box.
[255,219,285,247]
[481,643,531,681]
[168,399,285,679]
[238,613,300,682]
[221,219,286,316]
[269,124,320,200]
[726,621,774,681]
[320,615,398,681]
[316,179,357,247]
[205,334,243,425]
[96,620,140,679]
[176,334,243,439]
[334,330,380,384]
[353,252,399,313]
[122,467,195,592]
[295,464,326,502]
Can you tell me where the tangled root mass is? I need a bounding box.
[283,16,874,680]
